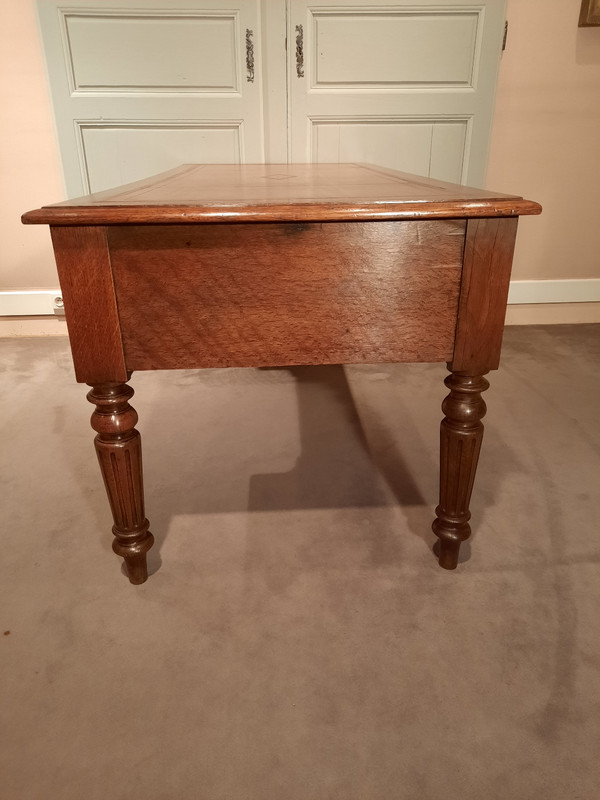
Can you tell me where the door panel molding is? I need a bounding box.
[310,115,470,183]
[74,120,244,194]
[59,8,241,95]
[309,7,482,90]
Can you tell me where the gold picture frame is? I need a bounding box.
[579,0,600,26]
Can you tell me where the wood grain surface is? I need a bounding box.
[108,220,465,370]
[50,226,127,383]
[23,164,542,225]
[432,372,490,569]
[87,382,154,584]
[450,217,519,373]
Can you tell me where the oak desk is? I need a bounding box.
[23,164,541,584]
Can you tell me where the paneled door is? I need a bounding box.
[288,0,507,185]
[37,0,506,195]
[37,0,273,195]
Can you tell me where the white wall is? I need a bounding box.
[487,0,600,284]
[0,1,64,291]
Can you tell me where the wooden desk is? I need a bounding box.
[23,164,541,584]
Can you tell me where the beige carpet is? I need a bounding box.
[1,325,599,799]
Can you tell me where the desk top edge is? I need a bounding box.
[22,163,542,225]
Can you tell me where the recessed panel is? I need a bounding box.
[109,221,465,370]
[79,123,242,193]
[312,11,479,88]
[63,12,238,92]
[312,118,467,183]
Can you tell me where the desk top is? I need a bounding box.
[22,163,541,226]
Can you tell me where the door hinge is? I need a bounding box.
[502,20,508,51]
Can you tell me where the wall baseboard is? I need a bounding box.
[2,281,600,336]
[3,280,600,318]
[507,279,600,304]
[0,290,63,316]
[2,307,599,336]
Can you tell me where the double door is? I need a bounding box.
[37,0,506,195]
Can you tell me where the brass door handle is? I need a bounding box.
[246,29,255,83]
[295,24,304,78]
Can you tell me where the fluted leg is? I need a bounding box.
[432,371,489,569]
[87,382,154,584]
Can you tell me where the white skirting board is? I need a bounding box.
[0,290,63,316]
[1,280,600,319]
[507,279,600,304]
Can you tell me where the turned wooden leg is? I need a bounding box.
[87,381,154,584]
[432,371,489,569]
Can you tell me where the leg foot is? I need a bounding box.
[433,371,489,569]
[122,550,152,585]
[436,534,461,570]
[87,382,154,584]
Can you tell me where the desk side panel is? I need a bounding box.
[108,221,465,370]
[50,226,127,383]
